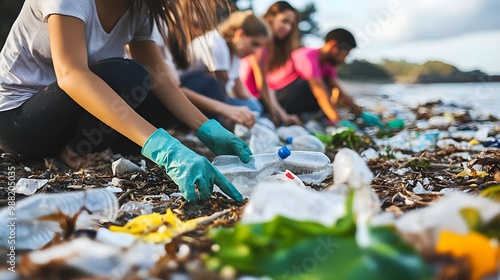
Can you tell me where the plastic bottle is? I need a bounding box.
[285,134,326,153]
[0,188,119,250]
[255,117,276,131]
[280,151,332,184]
[212,146,291,196]
[249,123,282,154]
[277,125,310,140]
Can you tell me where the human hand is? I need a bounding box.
[360,111,384,128]
[197,119,253,163]
[223,105,256,128]
[142,129,243,202]
[280,113,303,126]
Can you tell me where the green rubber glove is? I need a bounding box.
[338,119,358,129]
[360,111,384,128]
[197,119,252,163]
[142,128,243,203]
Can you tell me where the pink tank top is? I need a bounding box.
[267,47,337,90]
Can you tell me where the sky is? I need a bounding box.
[241,0,500,75]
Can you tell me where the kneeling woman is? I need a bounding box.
[0,0,250,202]
[182,10,269,117]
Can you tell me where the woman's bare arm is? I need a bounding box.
[128,40,209,131]
[48,15,156,147]
[181,87,256,127]
[249,53,301,125]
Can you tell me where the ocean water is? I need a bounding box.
[341,81,500,118]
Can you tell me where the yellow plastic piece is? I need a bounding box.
[109,209,202,243]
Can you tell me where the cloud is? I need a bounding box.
[286,0,500,43]
[352,30,500,74]
[387,0,500,42]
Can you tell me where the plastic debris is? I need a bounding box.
[332,148,374,189]
[14,178,48,195]
[109,209,229,243]
[119,201,154,215]
[241,181,346,226]
[276,125,310,140]
[0,189,118,250]
[395,192,500,242]
[24,238,166,278]
[212,146,291,197]
[248,123,281,154]
[456,162,489,178]
[111,158,145,175]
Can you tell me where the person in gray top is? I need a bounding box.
[0,0,250,203]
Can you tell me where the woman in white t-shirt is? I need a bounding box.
[150,28,257,129]
[184,11,269,116]
[0,0,250,203]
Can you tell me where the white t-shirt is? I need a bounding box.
[151,26,180,84]
[188,29,240,94]
[0,0,153,111]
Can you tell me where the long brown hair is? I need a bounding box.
[263,1,299,72]
[129,0,226,69]
[219,10,270,54]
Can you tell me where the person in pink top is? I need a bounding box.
[240,1,302,125]
[272,28,383,127]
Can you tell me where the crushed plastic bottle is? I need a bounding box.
[0,188,119,250]
[249,123,281,154]
[241,180,346,226]
[212,146,292,196]
[276,125,310,140]
[286,134,326,153]
[280,151,332,184]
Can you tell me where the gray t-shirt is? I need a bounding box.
[0,0,153,111]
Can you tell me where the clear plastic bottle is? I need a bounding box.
[277,125,310,140]
[280,151,332,184]
[212,146,291,196]
[255,117,276,131]
[249,123,282,154]
[0,188,119,250]
[286,134,326,153]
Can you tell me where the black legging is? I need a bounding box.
[180,70,226,102]
[275,78,321,115]
[0,58,180,159]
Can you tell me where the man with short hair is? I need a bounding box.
[268,28,383,127]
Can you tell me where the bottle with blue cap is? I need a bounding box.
[276,125,310,140]
[285,134,326,153]
[212,146,291,196]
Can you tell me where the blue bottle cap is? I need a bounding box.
[277,145,291,159]
[285,136,293,144]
